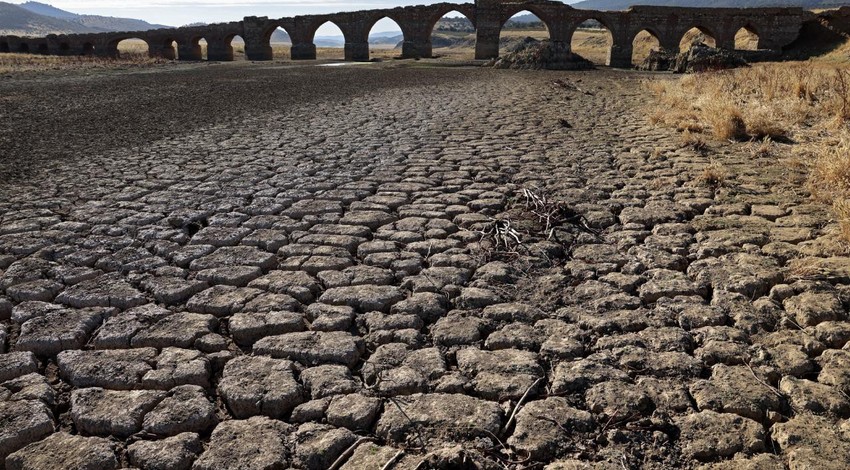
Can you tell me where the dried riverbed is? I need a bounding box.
[1,61,849,469]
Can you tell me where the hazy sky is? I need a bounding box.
[7,1,580,34]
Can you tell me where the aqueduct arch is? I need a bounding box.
[0,1,814,68]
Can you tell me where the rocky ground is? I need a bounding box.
[1,60,850,469]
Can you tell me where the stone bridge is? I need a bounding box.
[0,0,814,68]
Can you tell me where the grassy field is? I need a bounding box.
[647,62,850,238]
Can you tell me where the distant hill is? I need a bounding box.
[0,1,168,36]
[572,0,850,9]
[0,2,88,35]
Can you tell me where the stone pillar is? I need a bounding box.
[715,35,735,50]
[608,35,633,68]
[178,42,203,61]
[102,42,119,58]
[245,42,273,61]
[149,43,177,60]
[474,0,504,59]
[660,37,680,56]
[207,39,234,61]
[291,42,316,60]
[243,16,273,61]
[345,41,370,62]
[475,26,500,59]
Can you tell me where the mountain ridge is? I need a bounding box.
[0,1,169,36]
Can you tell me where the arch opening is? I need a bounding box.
[116,38,149,59]
[680,27,716,51]
[267,27,291,60]
[314,21,345,60]
[632,29,661,66]
[430,10,475,60]
[368,17,403,61]
[735,25,759,50]
[499,10,550,57]
[0,41,10,53]
[570,19,613,66]
[18,43,30,53]
[82,43,94,55]
[228,34,245,60]
[190,37,209,60]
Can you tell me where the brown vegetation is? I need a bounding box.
[647,61,850,239]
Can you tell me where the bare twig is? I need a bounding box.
[387,397,427,450]
[503,377,543,435]
[744,362,784,398]
[380,450,406,470]
[328,437,376,470]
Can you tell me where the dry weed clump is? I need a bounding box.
[0,52,170,74]
[647,62,850,241]
[697,161,727,189]
[646,63,850,141]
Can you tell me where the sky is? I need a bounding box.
[6,0,574,34]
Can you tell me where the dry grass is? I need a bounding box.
[697,161,727,189]
[647,61,850,240]
[0,52,169,73]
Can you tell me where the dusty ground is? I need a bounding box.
[1,59,850,470]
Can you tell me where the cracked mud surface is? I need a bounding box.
[1,62,850,469]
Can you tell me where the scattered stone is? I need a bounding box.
[229,311,304,346]
[326,393,382,431]
[55,273,147,309]
[508,397,595,460]
[779,376,850,416]
[253,331,364,367]
[128,433,203,470]
[70,388,165,437]
[772,413,850,468]
[376,393,502,443]
[141,347,211,391]
[192,417,292,470]
[0,352,38,383]
[5,432,119,470]
[300,365,361,399]
[219,355,304,418]
[689,364,783,421]
[57,348,156,390]
[292,423,357,469]
[142,385,217,436]
[675,410,765,460]
[456,348,543,400]
[0,400,54,462]
[16,307,105,356]
[319,285,405,313]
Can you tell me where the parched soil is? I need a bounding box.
[1,61,850,470]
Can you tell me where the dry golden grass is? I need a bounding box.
[647,60,850,240]
[0,52,169,73]
[697,161,727,189]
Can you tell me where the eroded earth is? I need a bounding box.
[1,61,850,469]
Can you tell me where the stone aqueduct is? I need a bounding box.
[0,0,813,67]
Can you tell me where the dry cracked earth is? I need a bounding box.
[1,61,850,470]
